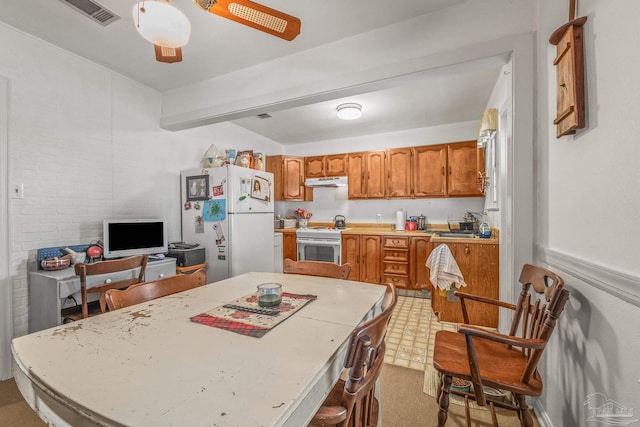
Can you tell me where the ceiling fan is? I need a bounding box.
[134,0,301,64]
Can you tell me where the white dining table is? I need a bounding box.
[11,272,387,427]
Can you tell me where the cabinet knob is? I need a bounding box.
[104,278,111,284]
[158,274,165,278]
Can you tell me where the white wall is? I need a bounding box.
[276,121,484,224]
[0,23,280,338]
[535,1,640,426]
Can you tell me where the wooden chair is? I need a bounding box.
[65,255,149,320]
[283,258,352,280]
[309,283,397,427]
[433,263,569,427]
[105,268,206,311]
[176,262,207,275]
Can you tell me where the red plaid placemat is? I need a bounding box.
[190,292,317,338]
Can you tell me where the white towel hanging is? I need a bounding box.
[425,244,467,291]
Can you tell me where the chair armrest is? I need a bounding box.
[310,406,347,425]
[454,291,517,324]
[458,325,546,350]
[454,291,517,311]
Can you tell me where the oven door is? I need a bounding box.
[297,238,341,264]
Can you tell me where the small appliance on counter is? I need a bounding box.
[333,215,346,229]
[417,214,427,231]
[168,243,206,267]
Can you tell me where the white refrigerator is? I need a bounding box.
[180,165,275,283]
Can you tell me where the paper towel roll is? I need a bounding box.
[396,210,406,231]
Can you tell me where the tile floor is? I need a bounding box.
[384,295,431,370]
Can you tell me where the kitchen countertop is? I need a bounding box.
[275,223,499,243]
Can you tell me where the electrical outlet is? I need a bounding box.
[376,213,382,223]
[12,183,24,199]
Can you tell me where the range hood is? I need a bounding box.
[304,176,348,187]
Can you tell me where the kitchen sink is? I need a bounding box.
[434,232,477,238]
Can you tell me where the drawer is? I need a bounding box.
[383,262,409,276]
[382,274,410,288]
[383,249,409,262]
[383,236,409,249]
[145,258,176,281]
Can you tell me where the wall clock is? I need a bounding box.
[549,0,587,138]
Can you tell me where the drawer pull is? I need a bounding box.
[158,274,165,278]
[104,278,112,284]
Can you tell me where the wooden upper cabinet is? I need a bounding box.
[413,144,447,197]
[347,152,366,199]
[366,151,386,198]
[347,151,385,199]
[305,156,325,178]
[266,155,312,201]
[385,148,413,198]
[305,154,348,178]
[326,154,348,176]
[447,141,484,197]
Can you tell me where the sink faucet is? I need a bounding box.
[463,211,485,230]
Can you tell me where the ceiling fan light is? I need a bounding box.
[336,103,362,120]
[133,1,191,48]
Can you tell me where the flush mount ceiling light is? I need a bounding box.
[336,103,362,120]
[133,0,191,48]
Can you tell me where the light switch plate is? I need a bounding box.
[12,183,24,199]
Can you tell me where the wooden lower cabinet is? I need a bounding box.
[409,236,431,289]
[342,234,382,284]
[428,242,499,327]
[282,232,297,261]
[382,236,410,289]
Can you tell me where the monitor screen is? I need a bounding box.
[103,219,168,259]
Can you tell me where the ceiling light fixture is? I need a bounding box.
[133,0,191,48]
[336,103,362,120]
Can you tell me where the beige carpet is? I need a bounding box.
[0,378,46,427]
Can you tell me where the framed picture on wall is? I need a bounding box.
[186,175,209,201]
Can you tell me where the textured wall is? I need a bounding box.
[0,23,279,336]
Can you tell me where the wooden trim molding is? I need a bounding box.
[537,246,640,308]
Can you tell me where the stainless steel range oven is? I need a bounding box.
[296,228,343,264]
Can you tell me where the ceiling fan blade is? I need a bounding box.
[154,45,183,63]
[194,0,301,41]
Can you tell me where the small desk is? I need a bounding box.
[12,272,386,427]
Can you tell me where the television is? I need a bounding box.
[103,219,168,259]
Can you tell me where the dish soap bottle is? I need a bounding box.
[479,219,492,238]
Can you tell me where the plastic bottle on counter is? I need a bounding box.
[479,220,492,238]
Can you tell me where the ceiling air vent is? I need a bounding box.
[58,0,120,26]
[257,113,272,119]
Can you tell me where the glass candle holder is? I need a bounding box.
[257,283,282,307]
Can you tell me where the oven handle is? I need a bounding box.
[296,238,342,246]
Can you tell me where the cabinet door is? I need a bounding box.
[413,145,447,197]
[366,151,386,198]
[447,141,484,197]
[342,235,360,281]
[409,236,431,290]
[347,153,367,199]
[385,148,413,198]
[283,232,298,261]
[265,155,284,201]
[325,154,348,176]
[283,157,306,200]
[305,156,325,178]
[360,235,382,284]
